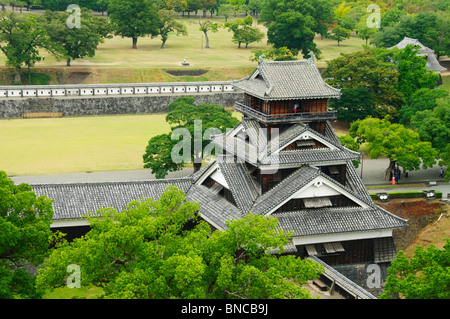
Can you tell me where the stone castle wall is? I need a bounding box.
[0,92,243,118]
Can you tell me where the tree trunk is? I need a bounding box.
[132,37,138,49]
[14,68,21,84]
[67,58,71,67]
[204,32,209,48]
[385,160,396,181]
[161,40,166,49]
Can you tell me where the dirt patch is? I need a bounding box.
[164,69,208,76]
[64,72,94,84]
[377,198,446,252]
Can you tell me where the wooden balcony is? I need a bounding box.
[235,102,336,124]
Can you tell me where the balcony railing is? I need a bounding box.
[235,102,336,124]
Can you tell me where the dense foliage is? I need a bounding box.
[0,171,54,299]
[345,117,438,179]
[143,97,240,178]
[37,186,323,299]
[381,240,450,299]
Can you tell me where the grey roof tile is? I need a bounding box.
[186,184,242,230]
[233,60,341,100]
[217,155,260,214]
[273,206,407,237]
[308,255,377,299]
[251,165,319,215]
[32,178,192,220]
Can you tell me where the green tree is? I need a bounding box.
[143,97,240,178]
[225,15,264,48]
[0,171,54,299]
[381,240,450,299]
[0,11,51,84]
[328,87,374,122]
[39,9,112,66]
[388,45,439,103]
[198,19,220,48]
[411,96,450,180]
[107,0,159,49]
[356,14,377,45]
[250,46,296,62]
[347,116,438,180]
[259,0,334,58]
[156,9,188,49]
[329,25,351,46]
[322,48,403,118]
[398,88,449,125]
[218,3,234,22]
[37,186,323,299]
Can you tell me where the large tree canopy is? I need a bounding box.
[322,48,403,118]
[143,97,240,178]
[37,186,322,299]
[0,171,54,299]
[107,0,160,49]
[347,117,438,180]
[0,11,51,83]
[39,9,112,66]
[323,46,439,119]
[411,96,450,181]
[381,240,450,299]
[259,0,334,58]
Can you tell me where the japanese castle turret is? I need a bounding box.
[189,59,407,281]
[31,59,407,297]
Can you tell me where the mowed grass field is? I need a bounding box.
[0,112,243,176]
[0,114,171,176]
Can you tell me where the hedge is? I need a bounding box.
[369,191,443,200]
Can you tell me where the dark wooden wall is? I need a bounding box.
[245,94,328,116]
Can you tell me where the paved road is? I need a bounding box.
[10,157,449,197]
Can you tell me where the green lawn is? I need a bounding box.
[0,112,243,176]
[0,114,171,176]
[440,74,450,92]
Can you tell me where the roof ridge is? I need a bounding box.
[30,177,193,187]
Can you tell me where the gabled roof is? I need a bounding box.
[251,165,319,215]
[216,155,260,214]
[388,36,447,72]
[387,36,433,54]
[186,184,242,230]
[32,178,193,220]
[232,60,341,100]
